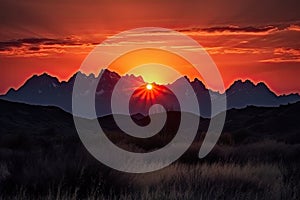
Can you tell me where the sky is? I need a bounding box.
[1,0,300,95]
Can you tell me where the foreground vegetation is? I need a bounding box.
[0,134,299,200]
[0,100,299,199]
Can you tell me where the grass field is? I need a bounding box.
[0,100,299,199]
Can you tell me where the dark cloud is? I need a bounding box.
[0,37,82,51]
[18,38,57,44]
[201,26,277,33]
[28,46,41,51]
[178,25,280,34]
[0,41,23,51]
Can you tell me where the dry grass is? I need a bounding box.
[1,159,297,200]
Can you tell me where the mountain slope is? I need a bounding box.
[0,99,300,144]
[1,70,299,117]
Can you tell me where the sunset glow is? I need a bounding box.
[107,48,198,85]
[0,0,300,95]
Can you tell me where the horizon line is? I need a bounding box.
[2,69,300,97]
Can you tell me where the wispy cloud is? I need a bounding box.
[259,58,300,63]
[205,47,270,55]
[0,37,96,57]
[177,24,300,36]
[1,24,300,59]
[286,25,300,32]
[0,38,74,51]
[259,47,300,63]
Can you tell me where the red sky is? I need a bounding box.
[1,0,300,95]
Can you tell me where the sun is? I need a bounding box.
[146,83,153,90]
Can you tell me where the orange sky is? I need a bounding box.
[1,0,300,95]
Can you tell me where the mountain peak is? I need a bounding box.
[123,73,144,83]
[232,79,254,86]
[6,88,16,95]
[40,72,49,77]
[191,77,207,89]
[27,73,59,85]
[1,70,299,118]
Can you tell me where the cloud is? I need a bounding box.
[201,25,277,33]
[0,37,95,57]
[0,37,82,51]
[259,47,300,63]
[286,25,300,32]
[177,24,300,36]
[205,47,269,55]
[0,41,23,51]
[274,47,300,56]
[28,46,41,51]
[259,58,300,63]
[1,23,300,58]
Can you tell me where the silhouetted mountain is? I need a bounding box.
[1,70,299,117]
[226,80,300,108]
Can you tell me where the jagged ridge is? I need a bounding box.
[1,69,299,117]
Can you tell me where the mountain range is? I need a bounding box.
[1,69,299,118]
